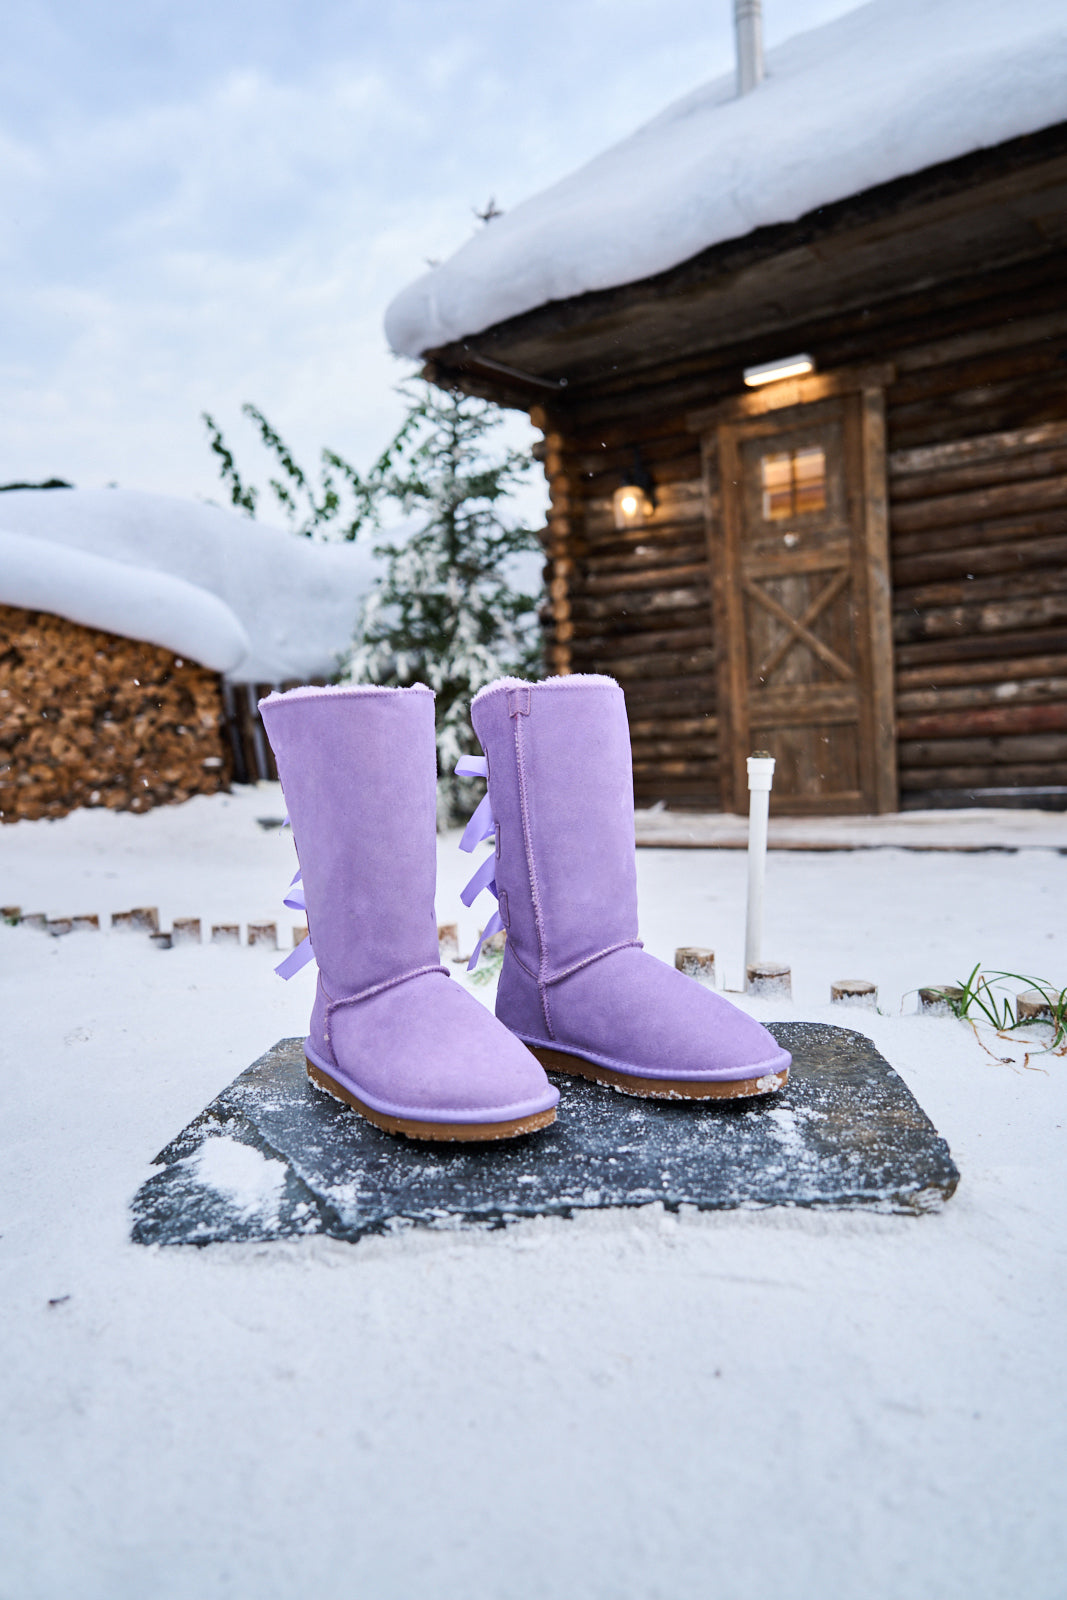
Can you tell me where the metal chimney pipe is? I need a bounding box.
[735,0,764,95]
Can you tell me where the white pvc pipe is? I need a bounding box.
[744,753,775,985]
[735,0,765,95]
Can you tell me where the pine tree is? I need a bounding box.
[201,402,418,540]
[202,384,543,821]
[339,383,543,821]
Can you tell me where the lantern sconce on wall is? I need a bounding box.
[612,448,658,530]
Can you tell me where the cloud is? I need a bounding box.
[0,0,864,501]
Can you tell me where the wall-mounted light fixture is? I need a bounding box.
[612,448,657,530]
[743,353,816,388]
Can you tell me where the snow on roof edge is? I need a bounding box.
[385,0,1067,359]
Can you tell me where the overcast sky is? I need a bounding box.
[1,0,862,510]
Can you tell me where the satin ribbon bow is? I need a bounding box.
[455,753,503,970]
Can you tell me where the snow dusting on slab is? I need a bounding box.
[190,1136,287,1221]
[386,0,1067,356]
[132,1024,959,1246]
[0,487,378,682]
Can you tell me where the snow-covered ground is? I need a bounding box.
[635,803,1067,851]
[1,784,1065,1599]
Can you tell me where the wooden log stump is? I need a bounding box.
[20,913,47,932]
[172,918,201,946]
[211,924,240,946]
[292,924,309,947]
[1,905,21,923]
[438,923,459,960]
[150,932,173,950]
[71,915,99,932]
[747,962,792,999]
[918,985,963,1016]
[831,979,878,1010]
[1017,989,1056,1023]
[247,922,278,950]
[112,907,159,934]
[675,946,716,984]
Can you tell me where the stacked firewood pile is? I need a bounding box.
[0,604,231,823]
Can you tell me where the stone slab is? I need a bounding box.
[130,1023,959,1247]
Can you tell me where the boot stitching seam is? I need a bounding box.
[323,964,450,1041]
[507,937,643,988]
[509,1032,787,1082]
[543,939,644,987]
[511,705,554,1040]
[503,941,539,982]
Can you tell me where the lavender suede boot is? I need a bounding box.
[259,684,558,1141]
[463,675,790,1100]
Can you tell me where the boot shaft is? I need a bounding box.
[471,675,639,981]
[259,685,441,998]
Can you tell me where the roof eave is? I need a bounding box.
[423,119,1067,410]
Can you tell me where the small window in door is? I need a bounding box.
[760,446,827,520]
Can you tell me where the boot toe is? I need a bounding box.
[549,947,790,1083]
[324,973,559,1125]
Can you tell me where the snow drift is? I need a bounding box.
[0,488,378,683]
[0,529,251,675]
[385,0,1067,357]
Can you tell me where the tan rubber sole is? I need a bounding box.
[305,1057,557,1143]
[530,1045,789,1101]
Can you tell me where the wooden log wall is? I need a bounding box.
[534,408,722,807]
[534,250,1067,811]
[889,419,1067,806]
[0,606,230,823]
[221,679,331,784]
[223,681,279,785]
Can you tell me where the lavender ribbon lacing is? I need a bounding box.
[274,815,317,979]
[275,760,503,982]
[456,753,504,971]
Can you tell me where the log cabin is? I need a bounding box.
[386,0,1067,814]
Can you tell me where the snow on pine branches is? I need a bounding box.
[338,385,542,822]
[201,384,543,819]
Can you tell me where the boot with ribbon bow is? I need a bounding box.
[458,675,790,1100]
[260,683,558,1141]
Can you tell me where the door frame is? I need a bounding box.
[688,365,897,814]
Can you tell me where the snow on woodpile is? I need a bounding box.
[0,488,377,684]
[386,0,1067,357]
[0,530,250,675]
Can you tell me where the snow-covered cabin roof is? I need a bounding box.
[386,0,1067,359]
[0,489,376,684]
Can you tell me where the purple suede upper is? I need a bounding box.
[472,676,791,1084]
[309,974,559,1123]
[472,678,638,981]
[260,685,558,1124]
[261,685,440,997]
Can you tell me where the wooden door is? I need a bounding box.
[699,377,896,815]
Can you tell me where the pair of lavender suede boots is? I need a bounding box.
[259,675,790,1143]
